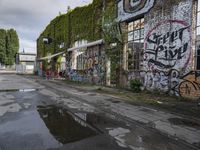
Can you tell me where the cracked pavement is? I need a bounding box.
[0,74,199,150]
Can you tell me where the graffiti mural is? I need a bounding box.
[138,0,197,98]
[84,48,105,84]
[68,46,106,85]
[117,0,155,22]
[144,20,191,72]
[142,19,192,93]
[142,69,180,94]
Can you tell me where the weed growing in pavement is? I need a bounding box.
[130,79,142,93]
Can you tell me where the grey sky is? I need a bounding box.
[0,0,92,53]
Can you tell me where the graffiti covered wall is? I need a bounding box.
[83,45,106,84]
[68,45,106,85]
[142,0,196,98]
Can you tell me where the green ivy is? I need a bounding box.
[37,0,103,60]
[37,0,122,83]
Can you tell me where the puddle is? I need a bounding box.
[168,118,200,129]
[0,105,100,150]
[0,105,197,150]
[37,105,98,144]
[0,88,39,93]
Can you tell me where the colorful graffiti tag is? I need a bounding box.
[68,47,105,85]
[84,48,105,84]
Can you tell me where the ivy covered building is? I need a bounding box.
[118,0,200,99]
[37,0,121,85]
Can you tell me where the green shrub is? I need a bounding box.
[130,79,142,93]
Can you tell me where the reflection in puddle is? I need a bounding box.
[37,105,98,144]
[0,104,197,150]
[0,106,101,150]
[19,89,38,92]
[0,88,38,93]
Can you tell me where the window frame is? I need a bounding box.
[127,18,144,71]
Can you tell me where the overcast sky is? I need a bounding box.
[0,0,92,53]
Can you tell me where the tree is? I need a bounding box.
[0,28,19,66]
[0,29,7,65]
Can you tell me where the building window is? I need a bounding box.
[128,18,144,71]
[196,0,200,70]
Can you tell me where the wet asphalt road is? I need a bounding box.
[0,74,199,150]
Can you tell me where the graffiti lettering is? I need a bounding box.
[144,20,191,71]
[138,1,194,98]
[142,69,180,94]
[147,26,189,47]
